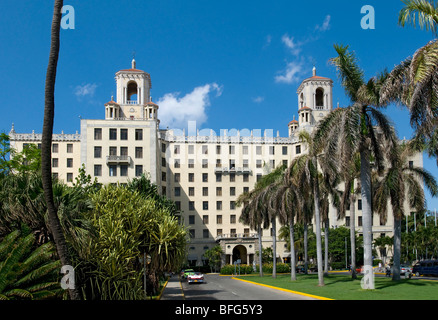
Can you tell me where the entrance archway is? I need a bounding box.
[232,245,247,264]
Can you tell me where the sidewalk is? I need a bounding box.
[160,275,184,300]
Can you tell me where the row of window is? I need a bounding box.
[169,172,252,183]
[174,186,249,197]
[188,228,252,239]
[169,144,301,156]
[52,158,74,168]
[51,143,74,153]
[93,164,144,177]
[94,146,144,158]
[176,201,236,212]
[94,128,144,141]
[52,172,74,182]
[170,158,288,169]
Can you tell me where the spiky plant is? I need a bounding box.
[0,227,63,300]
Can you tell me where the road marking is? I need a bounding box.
[231,277,333,300]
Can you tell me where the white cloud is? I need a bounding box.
[281,34,302,56]
[315,15,331,32]
[74,83,98,97]
[263,35,272,48]
[252,96,264,103]
[275,61,304,84]
[157,83,222,129]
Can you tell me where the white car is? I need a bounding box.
[187,272,204,284]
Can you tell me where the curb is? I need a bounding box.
[231,277,333,300]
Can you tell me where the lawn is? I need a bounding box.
[235,273,438,300]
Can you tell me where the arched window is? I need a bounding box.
[127,81,138,104]
[315,88,324,107]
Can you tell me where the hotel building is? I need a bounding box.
[9,60,423,267]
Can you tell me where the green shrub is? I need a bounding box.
[220,264,254,275]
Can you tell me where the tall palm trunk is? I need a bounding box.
[289,219,297,281]
[41,0,79,300]
[393,215,402,281]
[272,217,277,278]
[324,218,329,276]
[312,159,324,286]
[304,222,308,274]
[350,192,357,279]
[258,225,263,277]
[360,149,375,289]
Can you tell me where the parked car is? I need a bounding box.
[187,272,204,284]
[181,269,195,279]
[399,264,413,275]
[413,260,438,277]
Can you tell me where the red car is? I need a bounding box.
[187,272,204,284]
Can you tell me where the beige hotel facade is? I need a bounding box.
[9,60,423,267]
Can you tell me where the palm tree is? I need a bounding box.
[314,44,399,289]
[237,165,285,278]
[41,0,79,300]
[382,0,438,149]
[338,153,361,279]
[373,141,438,280]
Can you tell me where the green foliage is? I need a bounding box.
[81,184,188,300]
[203,245,223,272]
[0,226,63,300]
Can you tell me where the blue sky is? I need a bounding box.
[1,0,438,211]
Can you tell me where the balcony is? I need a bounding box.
[126,100,138,105]
[106,155,131,164]
[216,233,258,241]
[214,167,252,175]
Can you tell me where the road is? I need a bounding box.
[179,274,316,300]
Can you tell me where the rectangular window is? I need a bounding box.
[358,199,362,211]
[203,201,209,210]
[230,187,236,196]
[67,144,73,153]
[189,215,195,224]
[120,129,128,140]
[109,165,117,177]
[296,145,301,154]
[202,173,208,182]
[189,201,195,211]
[94,165,102,177]
[161,172,166,182]
[94,128,102,140]
[243,145,248,155]
[230,201,236,210]
[52,158,58,168]
[256,159,262,168]
[216,173,222,182]
[67,158,73,168]
[282,146,288,155]
[67,173,73,182]
[135,147,143,159]
[217,215,223,224]
[229,145,235,155]
[161,143,166,153]
[217,229,223,237]
[188,159,195,168]
[216,187,222,196]
[202,159,208,168]
[120,147,128,156]
[188,145,195,154]
[216,145,221,155]
[243,159,249,168]
[188,173,195,182]
[269,160,275,169]
[230,215,236,224]
[230,173,235,182]
[109,147,117,156]
[162,157,166,167]
[52,143,58,153]
[358,216,363,227]
[229,159,236,169]
[135,129,143,141]
[203,187,208,196]
[203,229,209,239]
[216,201,222,210]
[174,159,180,168]
[202,145,208,155]
[216,159,222,168]
[174,145,180,155]
[189,187,195,197]
[269,146,275,155]
[135,165,143,177]
[120,165,128,177]
[174,187,181,197]
[94,146,102,158]
[109,128,117,140]
[256,146,262,155]
[243,173,249,182]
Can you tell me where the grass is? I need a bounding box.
[235,273,438,300]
